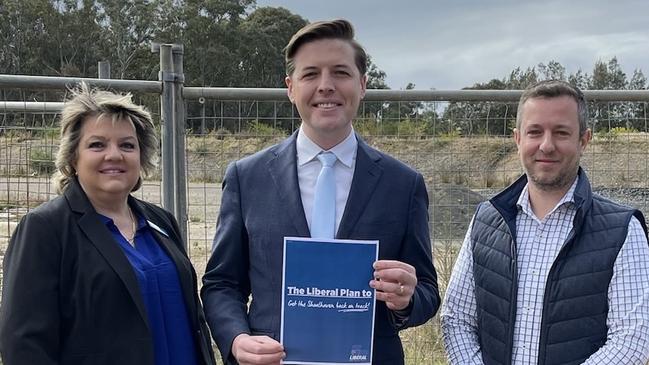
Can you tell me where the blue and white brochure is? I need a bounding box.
[281,237,379,365]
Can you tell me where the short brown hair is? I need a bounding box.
[284,19,367,76]
[517,80,589,136]
[53,83,158,193]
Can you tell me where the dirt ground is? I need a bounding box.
[2,132,648,268]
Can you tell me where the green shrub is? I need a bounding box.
[596,126,637,141]
[191,142,211,157]
[397,119,429,137]
[355,118,430,138]
[3,129,33,142]
[30,147,55,175]
[353,118,381,136]
[28,128,59,140]
[437,128,462,140]
[246,120,287,137]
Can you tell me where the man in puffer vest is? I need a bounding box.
[441,80,649,365]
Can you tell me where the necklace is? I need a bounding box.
[126,207,137,245]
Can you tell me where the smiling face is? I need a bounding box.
[74,115,141,202]
[285,38,367,149]
[514,95,591,193]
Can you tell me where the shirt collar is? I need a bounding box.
[296,126,357,168]
[517,176,579,218]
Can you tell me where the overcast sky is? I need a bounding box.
[255,0,649,90]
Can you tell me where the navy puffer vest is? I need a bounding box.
[471,169,648,365]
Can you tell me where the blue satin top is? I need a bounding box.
[100,212,199,365]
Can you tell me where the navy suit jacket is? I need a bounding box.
[201,133,440,365]
[0,179,216,365]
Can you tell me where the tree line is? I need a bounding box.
[1,0,646,135]
[1,0,309,87]
[443,59,648,135]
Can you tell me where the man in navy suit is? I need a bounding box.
[201,19,440,365]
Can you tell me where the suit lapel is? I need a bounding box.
[65,180,150,329]
[337,137,383,238]
[267,133,310,236]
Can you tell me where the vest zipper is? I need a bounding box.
[507,223,518,365]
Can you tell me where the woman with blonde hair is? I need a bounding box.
[0,83,216,365]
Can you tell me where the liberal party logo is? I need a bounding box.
[349,345,370,362]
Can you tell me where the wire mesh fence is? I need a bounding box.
[179,97,648,363]
[1,83,648,364]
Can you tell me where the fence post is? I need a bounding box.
[98,61,111,79]
[152,43,188,246]
[155,44,176,216]
[172,45,188,245]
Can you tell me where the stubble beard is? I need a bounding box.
[528,163,579,193]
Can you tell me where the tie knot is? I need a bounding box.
[317,152,337,168]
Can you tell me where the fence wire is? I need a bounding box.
[1,94,648,364]
[184,97,649,363]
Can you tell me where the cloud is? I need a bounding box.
[256,0,649,89]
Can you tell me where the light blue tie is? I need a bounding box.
[311,152,337,239]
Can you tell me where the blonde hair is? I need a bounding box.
[53,83,157,193]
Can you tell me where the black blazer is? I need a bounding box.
[0,179,216,365]
[201,133,440,365]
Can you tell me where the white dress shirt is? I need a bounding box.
[296,127,357,236]
[441,177,649,364]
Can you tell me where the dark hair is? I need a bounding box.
[516,80,589,136]
[284,19,367,76]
